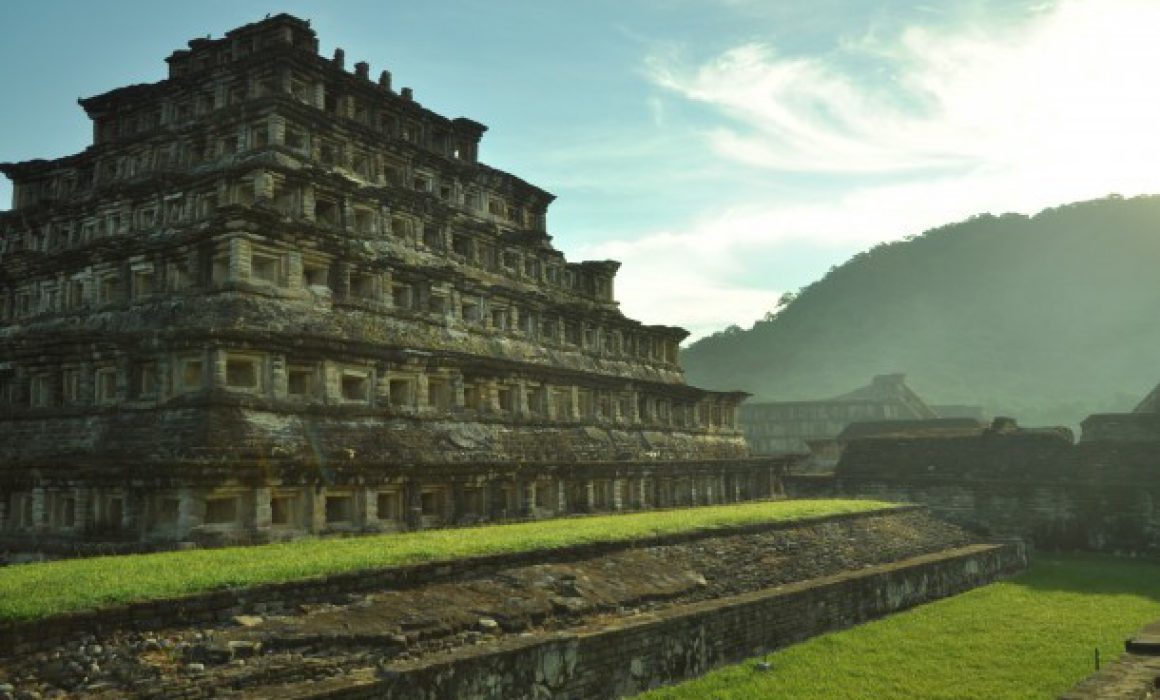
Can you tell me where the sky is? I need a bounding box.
[3,0,1160,341]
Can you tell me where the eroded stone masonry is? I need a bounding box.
[0,14,780,554]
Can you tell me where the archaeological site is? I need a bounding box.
[4,10,1160,700]
[0,14,786,555]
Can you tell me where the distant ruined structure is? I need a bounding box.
[801,387,1160,553]
[1077,378,1160,443]
[740,373,947,470]
[0,15,779,552]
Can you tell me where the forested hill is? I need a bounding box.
[680,195,1160,428]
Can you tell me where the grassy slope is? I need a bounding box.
[638,554,1160,700]
[0,499,897,622]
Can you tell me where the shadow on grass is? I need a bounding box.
[1008,552,1160,602]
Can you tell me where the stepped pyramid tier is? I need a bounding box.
[0,14,782,550]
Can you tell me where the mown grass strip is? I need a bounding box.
[636,553,1160,700]
[0,499,898,622]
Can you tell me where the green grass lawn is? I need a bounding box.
[636,553,1160,700]
[0,498,897,622]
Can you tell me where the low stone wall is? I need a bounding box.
[310,541,1026,699]
[786,431,1160,553]
[823,478,1160,554]
[1080,412,1160,443]
[0,505,918,656]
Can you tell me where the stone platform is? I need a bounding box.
[0,507,1026,698]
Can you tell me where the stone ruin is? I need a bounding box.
[812,409,1160,553]
[740,373,949,470]
[0,14,785,554]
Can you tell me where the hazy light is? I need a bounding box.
[607,0,1160,340]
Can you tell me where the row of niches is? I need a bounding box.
[2,469,763,538]
[10,111,536,232]
[0,239,666,366]
[92,56,478,164]
[4,194,554,290]
[2,176,602,301]
[0,351,741,431]
[2,484,465,536]
[2,185,545,284]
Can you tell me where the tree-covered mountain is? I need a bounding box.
[681,195,1160,427]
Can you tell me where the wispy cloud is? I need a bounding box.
[607,0,1160,341]
[647,43,969,173]
[648,0,1160,176]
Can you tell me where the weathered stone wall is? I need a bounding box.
[0,405,747,469]
[318,543,1026,699]
[0,407,209,470]
[826,479,1160,552]
[790,430,1160,553]
[1080,412,1160,443]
